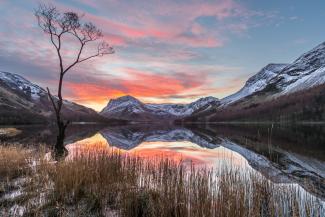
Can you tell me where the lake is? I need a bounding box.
[1,123,325,202]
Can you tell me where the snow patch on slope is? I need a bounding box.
[0,71,46,100]
[101,96,220,119]
[101,95,145,115]
[262,42,325,98]
[221,64,288,105]
[272,42,325,95]
[280,66,325,94]
[220,42,325,106]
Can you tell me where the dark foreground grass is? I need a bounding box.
[0,144,324,217]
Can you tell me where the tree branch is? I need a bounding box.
[62,41,113,74]
[46,87,58,116]
[36,3,114,120]
[62,42,84,74]
[56,35,64,74]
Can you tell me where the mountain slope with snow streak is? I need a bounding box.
[100,95,220,121]
[0,71,104,123]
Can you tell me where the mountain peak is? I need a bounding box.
[195,96,219,102]
[221,63,288,105]
[308,41,325,52]
[264,63,288,70]
[109,95,140,104]
[100,95,221,120]
[268,41,325,93]
[291,41,325,68]
[104,95,142,108]
[191,96,220,106]
[100,95,144,115]
[248,63,288,82]
[0,70,46,99]
[0,71,105,124]
[221,41,325,106]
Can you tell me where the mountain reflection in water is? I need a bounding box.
[1,123,324,200]
[67,128,246,167]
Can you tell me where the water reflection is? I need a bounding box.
[0,124,106,145]
[100,124,221,149]
[0,123,324,200]
[67,132,247,168]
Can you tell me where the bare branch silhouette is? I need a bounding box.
[35,4,114,157]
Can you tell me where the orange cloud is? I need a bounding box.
[65,68,206,111]
[0,0,256,112]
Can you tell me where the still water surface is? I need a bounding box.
[1,123,325,201]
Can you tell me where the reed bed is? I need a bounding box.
[0,146,31,180]
[0,144,324,217]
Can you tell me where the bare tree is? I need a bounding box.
[35,4,114,157]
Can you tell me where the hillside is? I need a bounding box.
[183,42,325,122]
[0,71,105,124]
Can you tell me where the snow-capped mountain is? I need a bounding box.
[221,42,325,106]
[146,96,220,116]
[101,95,146,115]
[184,41,325,122]
[221,64,288,105]
[269,42,325,95]
[0,71,103,123]
[0,71,47,100]
[100,95,220,121]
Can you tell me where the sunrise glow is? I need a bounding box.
[1,0,324,111]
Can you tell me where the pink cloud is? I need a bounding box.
[84,14,222,48]
[63,0,251,48]
[0,0,262,110]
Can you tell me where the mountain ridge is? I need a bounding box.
[184,41,325,122]
[220,41,325,106]
[0,71,107,124]
[221,63,289,106]
[100,95,220,121]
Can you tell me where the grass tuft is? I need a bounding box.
[0,144,324,216]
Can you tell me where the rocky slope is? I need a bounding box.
[221,63,288,105]
[0,71,104,124]
[100,95,220,121]
[223,42,325,106]
[185,41,325,122]
[272,42,325,94]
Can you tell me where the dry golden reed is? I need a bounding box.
[0,144,324,217]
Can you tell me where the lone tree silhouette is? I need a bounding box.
[35,4,114,157]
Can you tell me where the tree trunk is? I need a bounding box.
[54,120,68,159]
[47,72,69,159]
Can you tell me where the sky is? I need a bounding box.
[1,0,325,111]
